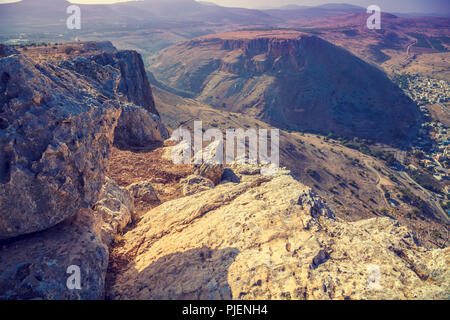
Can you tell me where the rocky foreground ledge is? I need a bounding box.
[0,42,448,300]
[0,41,167,240]
[107,164,449,300]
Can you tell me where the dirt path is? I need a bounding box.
[363,158,390,208]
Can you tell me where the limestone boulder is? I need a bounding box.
[180,175,215,196]
[0,176,135,300]
[95,177,134,246]
[0,209,108,300]
[192,163,224,185]
[88,45,169,149]
[0,51,121,240]
[0,42,167,239]
[113,104,169,149]
[192,140,224,185]
[127,180,159,202]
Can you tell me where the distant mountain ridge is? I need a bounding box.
[278,3,364,11]
[1,0,447,35]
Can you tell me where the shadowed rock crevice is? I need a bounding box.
[311,250,330,269]
[0,147,12,183]
[0,208,109,300]
[107,247,239,300]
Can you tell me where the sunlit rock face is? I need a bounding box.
[107,165,449,300]
[0,42,166,240]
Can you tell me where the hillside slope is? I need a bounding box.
[149,30,420,145]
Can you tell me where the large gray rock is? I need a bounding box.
[61,43,169,149]
[114,104,169,149]
[115,50,159,116]
[180,174,215,196]
[95,177,134,246]
[0,42,165,299]
[108,170,449,300]
[0,176,135,300]
[0,208,109,300]
[192,140,224,185]
[127,180,159,202]
[85,45,168,148]
[89,46,159,116]
[0,52,121,240]
[0,42,166,240]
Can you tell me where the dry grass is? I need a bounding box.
[107,143,191,216]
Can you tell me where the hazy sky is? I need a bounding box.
[212,0,450,13]
[0,0,449,14]
[0,0,133,3]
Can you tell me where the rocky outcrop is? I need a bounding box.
[114,104,168,149]
[0,176,135,300]
[1,40,446,301]
[179,174,215,196]
[0,42,166,299]
[192,140,224,185]
[108,167,448,300]
[0,49,121,240]
[62,42,168,149]
[114,50,159,116]
[0,208,108,300]
[95,177,134,246]
[87,46,169,148]
[75,42,159,117]
[0,42,166,240]
[192,163,224,185]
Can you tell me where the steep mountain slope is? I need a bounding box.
[107,164,449,300]
[149,30,420,145]
[1,1,447,75]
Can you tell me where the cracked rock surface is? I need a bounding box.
[0,48,121,239]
